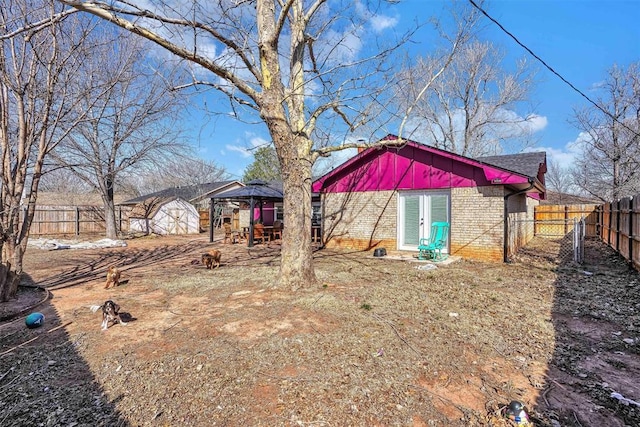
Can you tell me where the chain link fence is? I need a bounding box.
[511,217,586,264]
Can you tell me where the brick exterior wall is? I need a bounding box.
[450,186,505,262]
[321,185,538,262]
[322,190,397,251]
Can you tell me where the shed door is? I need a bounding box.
[168,208,188,234]
[397,191,449,251]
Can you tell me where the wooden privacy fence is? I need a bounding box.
[534,204,600,237]
[515,204,598,263]
[536,197,640,271]
[600,195,640,270]
[27,205,230,237]
[25,206,130,236]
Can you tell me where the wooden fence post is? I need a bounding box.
[632,195,637,269]
[597,205,602,238]
[75,207,80,236]
[607,202,612,246]
[616,199,621,252]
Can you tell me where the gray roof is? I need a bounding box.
[477,151,546,179]
[121,180,240,205]
[129,196,180,218]
[212,180,284,201]
[541,190,600,205]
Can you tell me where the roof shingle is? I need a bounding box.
[477,152,546,179]
[121,180,239,205]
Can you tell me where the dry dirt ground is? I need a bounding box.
[0,234,638,426]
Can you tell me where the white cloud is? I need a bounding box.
[249,135,269,148]
[354,0,398,33]
[534,132,588,169]
[570,131,593,146]
[311,1,398,67]
[530,146,574,166]
[224,144,251,158]
[490,109,548,136]
[370,15,399,33]
[319,29,364,65]
[224,134,270,159]
[521,114,548,134]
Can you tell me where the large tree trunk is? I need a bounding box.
[0,242,22,302]
[0,263,20,302]
[257,0,316,290]
[103,198,118,239]
[268,125,316,290]
[279,144,316,290]
[103,177,118,239]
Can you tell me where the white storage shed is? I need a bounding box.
[129,197,200,235]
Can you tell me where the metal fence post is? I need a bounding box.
[573,217,585,264]
[573,218,578,263]
[75,207,80,236]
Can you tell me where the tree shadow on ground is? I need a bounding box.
[35,240,217,290]
[0,237,294,426]
[527,237,640,426]
[31,238,291,292]
[0,292,129,426]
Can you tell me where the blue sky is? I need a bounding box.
[186,0,640,180]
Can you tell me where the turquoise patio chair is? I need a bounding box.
[417,222,449,261]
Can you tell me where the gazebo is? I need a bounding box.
[210,180,284,247]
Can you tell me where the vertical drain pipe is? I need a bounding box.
[504,178,535,263]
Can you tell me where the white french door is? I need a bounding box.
[397,191,449,251]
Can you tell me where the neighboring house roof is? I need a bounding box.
[212,179,284,201]
[121,180,243,205]
[129,197,172,218]
[541,191,600,205]
[212,179,322,203]
[312,134,546,196]
[129,197,196,218]
[34,192,131,206]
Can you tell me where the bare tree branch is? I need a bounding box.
[570,62,640,200]
[394,3,538,157]
[58,0,261,101]
[0,8,78,41]
[0,0,105,300]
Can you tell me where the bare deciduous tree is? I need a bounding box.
[0,0,100,301]
[121,156,228,197]
[570,62,640,201]
[50,32,188,239]
[156,157,228,189]
[39,167,93,193]
[396,4,539,157]
[544,158,574,194]
[56,0,467,289]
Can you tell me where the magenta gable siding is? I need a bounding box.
[364,157,379,191]
[313,142,532,193]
